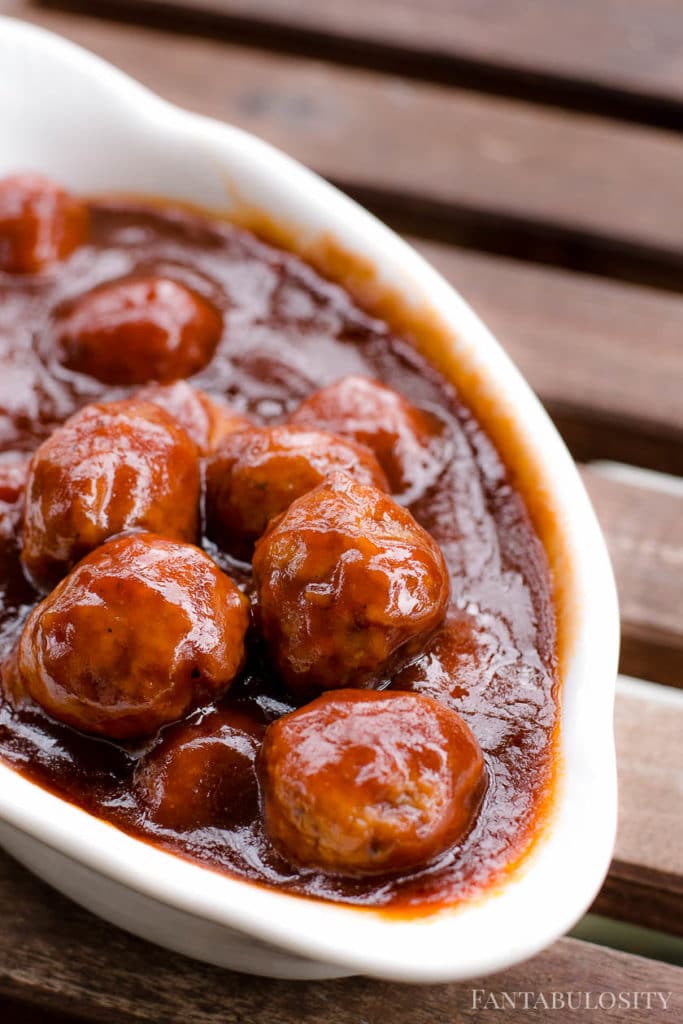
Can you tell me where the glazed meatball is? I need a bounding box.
[258,690,486,875]
[134,704,266,830]
[0,457,28,543]
[0,647,26,708]
[253,473,449,693]
[205,425,388,558]
[22,398,200,588]
[289,375,447,498]
[54,274,222,385]
[0,174,88,273]
[137,380,252,455]
[17,533,249,738]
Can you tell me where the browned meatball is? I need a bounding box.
[258,690,486,875]
[0,647,24,707]
[206,425,388,558]
[253,473,449,693]
[136,380,252,455]
[0,174,88,274]
[54,275,222,385]
[22,398,200,588]
[134,704,266,830]
[289,375,446,498]
[17,533,249,738]
[0,457,28,543]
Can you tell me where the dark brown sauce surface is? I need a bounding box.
[0,202,558,910]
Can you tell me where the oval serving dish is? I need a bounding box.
[0,16,619,983]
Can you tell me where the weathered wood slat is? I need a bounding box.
[8,1,683,288]
[581,469,683,688]
[596,677,683,933]
[0,843,681,1024]
[413,241,683,477]
[41,0,683,130]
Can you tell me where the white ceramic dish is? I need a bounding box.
[0,16,619,983]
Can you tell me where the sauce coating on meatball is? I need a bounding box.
[289,375,447,500]
[253,473,449,693]
[0,174,88,274]
[17,533,249,738]
[205,425,388,558]
[54,275,222,385]
[258,690,486,875]
[134,705,266,830]
[0,457,28,544]
[136,381,252,455]
[22,398,200,589]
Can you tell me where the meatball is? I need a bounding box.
[0,647,25,707]
[17,533,249,738]
[134,704,266,830]
[54,274,222,385]
[289,375,446,498]
[258,690,486,875]
[0,457,28,543]
[253,473,449,693]
[136,380,252,455]
[206,425,388,558]
[0,174,88,274]
[22,398,200,588]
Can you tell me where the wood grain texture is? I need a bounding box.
[582,469,683,687]
[42,0,683,129]
[413,242,683,476]
[603,679,683,933]
[179,0,683,106]
[0,846,681,1024]
[7,1,683,289]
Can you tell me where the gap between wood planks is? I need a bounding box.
[39,0,683,132]
[6,0,683,291]
[571,913,683,969]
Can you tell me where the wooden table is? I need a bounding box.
[1,1,682,1020]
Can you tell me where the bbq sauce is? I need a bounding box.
[0,202,558,911]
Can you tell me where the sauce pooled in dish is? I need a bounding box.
[0,174,558,910]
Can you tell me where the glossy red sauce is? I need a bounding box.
[0,200,558,910]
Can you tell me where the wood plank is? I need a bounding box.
[413,242,683,476]
[582,469,683,688]
[7,1,683,289]
[597,678,683,934]
[42,0,683,130]
[0,845,681,1024]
